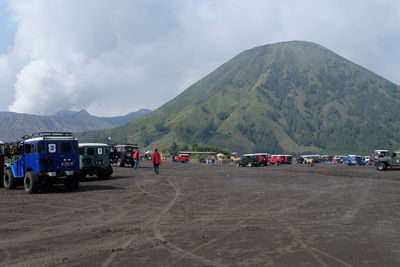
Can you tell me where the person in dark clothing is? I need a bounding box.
[152,149,162,174]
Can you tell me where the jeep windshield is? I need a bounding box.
[124,146,138,151]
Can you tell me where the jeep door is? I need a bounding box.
[14,142,25,178]
[391,152,400,165]
[23,142,41,174]
[94,146,109,167]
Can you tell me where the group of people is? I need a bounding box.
[131,149,162,175]
[205,155,224,165]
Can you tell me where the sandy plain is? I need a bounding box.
[1,161,400,266]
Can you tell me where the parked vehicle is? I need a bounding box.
[375,150,400,171]
[236,154,260,167]
[269,155,292,164]
[253,153,270,166]
[362,156,371,164]
[110,144,139,167]
[333,155,347,164]
[299,155,321,164]
[0,142,4,188]
[78,143,113,179]
[346,155,365,166]
[2,132,80,193]
[296,156,305,164]
[372,150,389,162]
[321,155,333,163]
[174,153,190,163]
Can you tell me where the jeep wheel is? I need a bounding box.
[236,162,241,167]
[117,158,125,167]
[4,169,17,189]
[65,175,80,191]
[247,162,253,167]
[24,171,40,194]
[376,162,387,171]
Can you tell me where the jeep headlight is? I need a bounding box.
[61,158,73,167]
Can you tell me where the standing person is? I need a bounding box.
[132,149,140,169]
[152,148,162,175]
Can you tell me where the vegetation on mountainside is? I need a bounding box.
[78,41,400,154]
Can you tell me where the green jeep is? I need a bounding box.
[236,154,260,167]
[78,143,113,179]
[375,150,400,171]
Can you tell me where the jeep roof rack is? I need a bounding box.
[115,144,139,147]
[32,132,74,137]
[22,132,76,141]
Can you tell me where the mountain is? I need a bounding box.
[0,109,151,142]
[97,109,152,126]
[53,108,151,127]
[78,41,400,154]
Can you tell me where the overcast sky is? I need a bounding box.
[0,0,399,116]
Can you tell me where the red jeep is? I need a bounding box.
[174,153,190,163]
[254,153,270,166]
[268,155,292,164]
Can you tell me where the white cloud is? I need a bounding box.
[0,0,399,116]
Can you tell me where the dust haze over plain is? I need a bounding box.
[0,0,399,116]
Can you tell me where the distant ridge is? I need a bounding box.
[78,41,400,154]
[98,109,152,126]
[0,109,151,142]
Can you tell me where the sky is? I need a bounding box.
[0,0,399,116]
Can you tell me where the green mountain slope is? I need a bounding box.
[78,41,400,154]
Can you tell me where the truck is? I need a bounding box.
[2,132,80,193]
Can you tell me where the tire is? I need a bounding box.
[4,169,17,189]
[65,175,80,191]
[236,162,241,167]
[117,158,125,167]
[247,162,253,167]
[376,162,387,171]
[24,171,40,194]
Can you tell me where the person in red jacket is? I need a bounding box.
[152,148,162,175]
[132,149,140,169]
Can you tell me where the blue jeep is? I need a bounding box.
[2,132,80,193]
[346,155,366,166]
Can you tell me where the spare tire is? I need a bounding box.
[125,151,132,158]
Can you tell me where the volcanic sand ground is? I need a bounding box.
[1,162,400,267]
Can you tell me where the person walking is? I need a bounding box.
[132,149,140,169]
[152,148,162,175]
